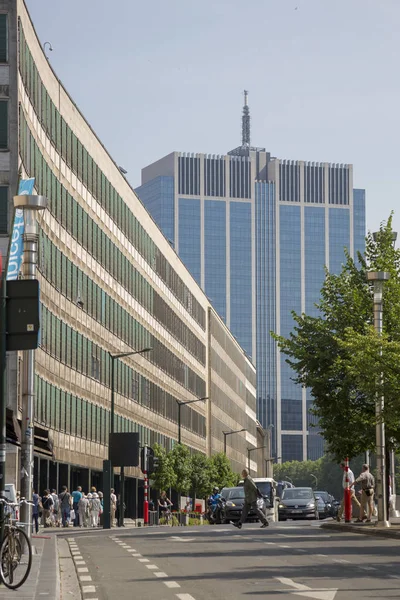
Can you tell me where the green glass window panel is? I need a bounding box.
[82,209,88,250]
[46,92,51,134]
[66,126,71,166]
[92,163,98,197]
[67,193,73,231]
[72,197,78,239]
[87,154,93,193]
[77,333,82,373]
[0,186,8,234]
[97,169,101,204]
[86,402,91,440]
[81,400,87,438]
[54,386,60,430]
[51,102,56,143]
[100,173,106,207]
[82,147,88,187]
[77,140,82,180]
[60,390,66,431]
[0,101,8,149]
[61,118,67,160]
[41,86,47,126]
[96,407,101,443]
[76,396,81,437]
[56,111,61,153]
[77,203,83,244]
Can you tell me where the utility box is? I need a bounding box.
[6,279,40,351]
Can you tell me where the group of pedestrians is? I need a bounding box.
[337,462,376,522]
[32,485,105,533]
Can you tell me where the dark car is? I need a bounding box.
[278,487,318,521]
[221,487,267,523]
[314,490,336,519]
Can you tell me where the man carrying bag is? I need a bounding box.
[231,469,269,530]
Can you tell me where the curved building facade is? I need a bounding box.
[1,0,258,510]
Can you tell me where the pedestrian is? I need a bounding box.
[59,485,72,527]
[32,490,41,534]
[231,469,269,529]
[89,492,101,527]
[352,464,375,522]
[72,486,83,527]
[78,493,89,527]
[337,461,361,522]
[110,488,117,527]
[51,489,60,527]
[98,491,104,526]
[41,490,53,527]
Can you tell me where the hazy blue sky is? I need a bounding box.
[26,0,400,235]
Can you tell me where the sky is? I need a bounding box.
[26,0,400,235]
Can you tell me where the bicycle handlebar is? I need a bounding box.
[0,497,34,507]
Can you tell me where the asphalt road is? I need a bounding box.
[65,521,400,600]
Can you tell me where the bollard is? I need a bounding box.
[344,456,352,522]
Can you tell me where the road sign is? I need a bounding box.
[109,432,139,467]
[6,279,40,351]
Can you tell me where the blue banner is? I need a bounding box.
[6,178,35,281]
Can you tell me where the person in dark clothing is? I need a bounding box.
[231,469,269,529]
[32,490,41,534]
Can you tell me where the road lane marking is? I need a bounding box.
[316,554,328,557]
[73,556,83,561]
[176,594,196,600]
[138,558,149,563]
[78,567,89,573]
[127,549,137,552]
[164,581,181,588]
[359,566,377,571]
[170,536,195,542]
[75,561,86,565]
[333,559,350,564]
[79,575,92,582]
[279,545,290,548]
[296,549,306,552]
[276,577,338,600]
[154,571,168,578]
[146,565,159,570]
[82,585,96,593]
[131,553,142,557]
[265,542,276,545]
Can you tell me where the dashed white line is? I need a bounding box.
[333,559,350,564]
[296,549,306,553]
[176,594,196,600]
[131,553,142,557]
[146,565,159,570]
[127,549,137,552]
[359,566,377,571]
[154,572,168,578]
[138,558,149,563]
[81,585,96,594]
[164,581,181,588]
[77,567,89,573]
[79,575,92,581]
[316,553,328,557]
[75,561,86,565]
[265,542,276,545]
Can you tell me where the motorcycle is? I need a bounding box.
[205,496,226,524]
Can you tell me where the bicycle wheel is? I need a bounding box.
[0,527,32,589]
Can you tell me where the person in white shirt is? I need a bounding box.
[110,488,117,527]
[337,461,361,521]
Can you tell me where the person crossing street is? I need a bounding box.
[231,469,269,529]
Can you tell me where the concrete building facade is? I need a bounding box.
[0,0,259,512]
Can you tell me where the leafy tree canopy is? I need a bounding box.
[273,215,400,460]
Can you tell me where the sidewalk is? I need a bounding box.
[0,533,60,600]
[321,516,400,539]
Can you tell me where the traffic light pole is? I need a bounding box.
[119,465,125,527]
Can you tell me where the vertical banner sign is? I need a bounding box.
[6,178,35,281]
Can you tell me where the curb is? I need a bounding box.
[35,534,61,600]
[321,522,400,539]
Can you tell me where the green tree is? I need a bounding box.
[169,444,192,494]
[273,216,400,460]
[150,443,176,492]
[189,453,213,499]
[209,453,239,489]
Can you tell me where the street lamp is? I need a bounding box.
[223,429,247,454]
[176,397,208,444]
[367,270,390,527]
[310,474,318,489]
[15,195,47,541]
[103,346,152,530]
[247,446,266,473]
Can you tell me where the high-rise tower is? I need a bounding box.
[136,95,366,462]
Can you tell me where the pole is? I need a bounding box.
[344,456,351,523]
[247,449,251,472]
[224,433,227,454]
[374,280,389,527]
[0,271,6,543]
[119,465,125,527]
[143,444,148,525]
[110,356,115,442]
[390,448,396,516]
[20,225,39,540]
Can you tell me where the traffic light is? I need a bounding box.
[148,455,159,473]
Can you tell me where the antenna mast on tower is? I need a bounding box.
[242,90,250,147]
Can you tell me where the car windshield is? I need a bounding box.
[255,482,272,497]
[315,491,329,501]
[282,488,313,500]
[224,488,245,500]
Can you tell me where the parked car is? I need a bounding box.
[278,487,319,521]
[314,490,336,518]
[221,486,267,523]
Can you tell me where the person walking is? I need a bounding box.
[89,492,101,527]
[50,489,60,527]
[32,490,41,534]
[59,486,72,527]
[41,490,53,528]
[337,461,361,522]
[352,464,375,522]
[78,493,89,527]
[110,488,117,527]
[72,486,83,527]
[231,469,269,529]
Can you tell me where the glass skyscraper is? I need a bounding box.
[136,142,366,463]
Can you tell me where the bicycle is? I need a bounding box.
[0,497,33,589]
[159,502,174,526]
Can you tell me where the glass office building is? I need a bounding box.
[1,0,259,507]
[137,150,366,462]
